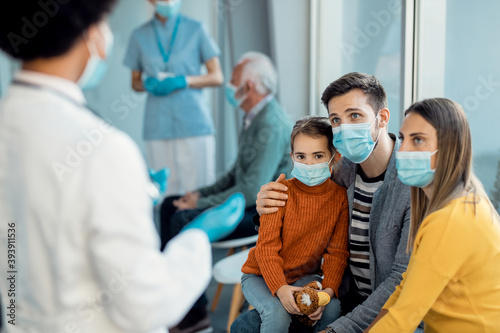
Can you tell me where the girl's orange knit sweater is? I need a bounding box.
[242,177,349,296]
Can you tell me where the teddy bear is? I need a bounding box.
[293,281,331,326]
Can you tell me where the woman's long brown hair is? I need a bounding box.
[405,98,499,252]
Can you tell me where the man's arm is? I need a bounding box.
[328,205,411,332]
[316,309,389,333]
[197,165,236,197]
[363,309,388,332]
[255,174,289,215]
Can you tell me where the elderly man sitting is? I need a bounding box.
[160,51,293,333]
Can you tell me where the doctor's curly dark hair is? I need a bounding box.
[0,0,117,60]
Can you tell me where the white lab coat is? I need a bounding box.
[0,70,211,333]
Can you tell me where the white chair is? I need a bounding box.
[211,234,258,252]
[212,247,253,333]
[210,234,258,312]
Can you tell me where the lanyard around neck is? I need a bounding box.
[152,15,181,65]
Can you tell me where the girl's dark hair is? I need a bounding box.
[290,116,336,161]
[0,0,117,60]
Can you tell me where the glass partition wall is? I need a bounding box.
[313,0,500,210]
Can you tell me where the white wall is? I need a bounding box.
[269,0,311,121]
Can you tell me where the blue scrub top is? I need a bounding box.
[124,15,220,140]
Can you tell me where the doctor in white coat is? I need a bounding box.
[0,1,242,332]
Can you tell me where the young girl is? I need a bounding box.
[241,116,349,332]
[367,98,500,332]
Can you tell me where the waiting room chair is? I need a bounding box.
[210,234,258,312]
[212,247,253,333]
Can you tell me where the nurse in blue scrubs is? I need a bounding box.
[124,0,223,196]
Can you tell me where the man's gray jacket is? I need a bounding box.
[329,134,411,332]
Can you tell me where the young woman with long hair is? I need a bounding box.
[366,98,500,332]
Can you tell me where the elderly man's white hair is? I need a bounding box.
[238,51,278,95]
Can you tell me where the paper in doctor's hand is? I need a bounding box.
[181,192,245,243]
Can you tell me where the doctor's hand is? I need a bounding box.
[256,173,288,216]
[173,191,200,211]
[181,192,245,242]
[276,285,303,315]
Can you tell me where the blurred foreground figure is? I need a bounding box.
[0,1,241,332]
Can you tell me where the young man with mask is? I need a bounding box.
[124,0,223,197]
[0,1,241,332]
[232,73,420,333]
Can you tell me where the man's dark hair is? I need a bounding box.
[0,0,117,61]
[321,72,387,114]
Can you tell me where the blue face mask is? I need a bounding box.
[396,150,438,188]
[78,23,114,91]
[332,116,380,164]
[291,155,334,187]
[225,83,246,108]
[156,0,182,18]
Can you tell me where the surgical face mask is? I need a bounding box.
[78,23,114,91]
[291,155,334,187]
[396,150,438,188]
[225,83,246,108]
[156,0,182,18]
[331,116,380,164]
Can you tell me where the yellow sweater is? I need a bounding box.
[370,196,500,333]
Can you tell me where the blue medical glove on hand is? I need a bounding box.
[144,76,161,95]
[181,192,246,243]
[144,75,188,96]
[156,75,188,95]
[149,168,170,205]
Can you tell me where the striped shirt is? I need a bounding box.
[349,167,385,297]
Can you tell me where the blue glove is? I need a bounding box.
[144,76,161,95]
[149,168,170,205]
[181,192,246,242]
[144,75,188,96]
